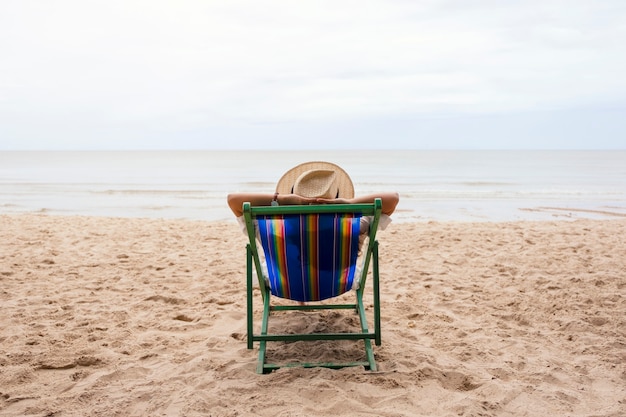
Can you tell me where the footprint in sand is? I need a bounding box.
[417,367,483,392]
[173,314,194,322]
[145,295,185,305]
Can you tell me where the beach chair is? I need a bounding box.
[243,199,383,374]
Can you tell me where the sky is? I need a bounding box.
[1,0,625,150]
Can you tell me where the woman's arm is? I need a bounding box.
[355,192,400,216]
[227,193,318,217]
[315,192,400,216]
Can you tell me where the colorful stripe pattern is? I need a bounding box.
[257,213,361,301]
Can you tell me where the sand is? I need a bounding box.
[1,214,625,417]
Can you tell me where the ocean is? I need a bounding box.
[1,150,625,222]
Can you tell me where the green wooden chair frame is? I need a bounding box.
[243,199,382,374]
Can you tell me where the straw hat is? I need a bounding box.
[275,161,355,199]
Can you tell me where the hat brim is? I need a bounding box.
[276,161,354,199]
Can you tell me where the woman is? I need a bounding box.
[227,161,399,234]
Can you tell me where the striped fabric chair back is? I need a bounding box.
[257,213,362,301]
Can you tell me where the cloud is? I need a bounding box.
[1,0,625,149]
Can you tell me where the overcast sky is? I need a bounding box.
[1,0,625,150]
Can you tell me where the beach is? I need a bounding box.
[1,214,624,416]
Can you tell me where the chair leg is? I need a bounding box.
[373,241,381,346]
[363,339,377,372]
[356,290,377,371]
[257,294,271,374]
[246,245,253,350]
